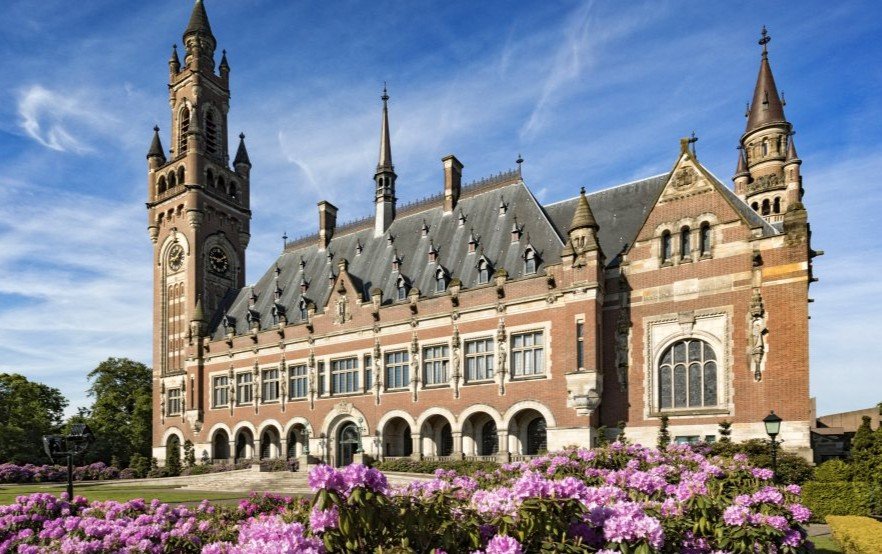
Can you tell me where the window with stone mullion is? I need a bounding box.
[465,338,495,381]
[236,373,253,404]
[331,357,360,394]
[261,369,280,402]
[658,339,718,410]
[385,351,409,389]
[288,365,308,399]
[511,331,545,377]
[212,376,229,407]
[423,345,449,386]
[167,388,182,415]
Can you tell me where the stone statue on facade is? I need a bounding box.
[749,289,766,381]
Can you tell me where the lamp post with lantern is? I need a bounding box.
[763,411,783,483]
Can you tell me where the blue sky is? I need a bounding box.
[0,0,880,417]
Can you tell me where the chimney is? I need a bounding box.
[317,200,338,250]
[442,155,463,213]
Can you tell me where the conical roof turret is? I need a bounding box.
[569,187,598,233]
[184,0,214,43]
[745,27,787,135]
[234,133,251,166]
[147,126,166,161]
[785,135,800,164]
[735,148,748,177]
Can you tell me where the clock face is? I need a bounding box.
[168,244,184,272]
[208,246,230,275]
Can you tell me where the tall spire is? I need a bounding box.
[569,187,598,233]
[377,84,393,173]
[184,0,214,43]
[745,26,786,134]
[234,133,251,167]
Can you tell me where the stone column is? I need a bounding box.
[496,430,510,463]
[451,431,464,460]
[280,438,289,461]
[253,439,261,461]
[228,440,236,464]
[410,433,421,461]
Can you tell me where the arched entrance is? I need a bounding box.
[381,417,412,458]
[166,435,181,467]
[508,408,548,456]
[234,428,254,461]
[212,429,230,461]
[260,427,281,459]
[287,424,307,459]
[337,422,360,467]
[481,420,499,456]
[420,415,454,458]
[462,412,499,457]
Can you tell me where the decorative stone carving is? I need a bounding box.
[748,289,767,381]
[673,168,697,189]
[336,401,353,415]
[373,338,382,404]
[410,331,420,401]
[748,173,785,194]
[496,318,507,395]
[451,325,461,398]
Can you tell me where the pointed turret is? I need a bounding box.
[219,49,230,79]
[374,85,397,236]
[565,187,600,261]
[147,126,166,166]
[184,0,215,43]
[745,27,786,134]
[169,44,181,75]
[234,133,251,167]
[569,187,598,233]
[182,0,216,71]
[736,27,798,221]
[785,135,800,164]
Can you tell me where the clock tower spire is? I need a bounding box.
[146,0,251,431]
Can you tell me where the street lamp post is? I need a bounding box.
[763,411,783,483]
[42,423,94,500]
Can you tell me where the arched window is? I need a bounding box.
[680,227,691,260]
[751,202,759,212]
[477,259,490,284]
[762,140,768,156]
[205,109,218,157]
[761,199,770,216]
[168,171,177,189]
[229,181,237,199]
[435,269,447,293]
[524,248,537,274]
[480,420,498,456]
[157,176,167,195]
[439,423,453,457]
[658,339,718,410]
[206,168,214,188]
[773,197,781,214]
[396,277,407,301]
[699,222,712,256]
[177,166,185,185]
[661,231,672,263]
[179,107,190,155]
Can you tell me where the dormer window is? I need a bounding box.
[477,259,490,284]
[661,231,672,263]
[435,268,448,293]
[298,298,308,321]
[468,231,478,253]
[523,248,537,274]
[396,277,408,301]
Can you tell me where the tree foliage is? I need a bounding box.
[657,415,671,449]
[0,373,68,464]
[81,358,152,468]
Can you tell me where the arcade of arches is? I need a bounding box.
[186,407,551,467]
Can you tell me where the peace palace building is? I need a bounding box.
[149,2,817,466]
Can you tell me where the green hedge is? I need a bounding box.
[373,458,499,475]
[709,439,815,484]
[828,515,882,553]
[802,481,879,521]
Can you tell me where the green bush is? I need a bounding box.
[802,481,877,520]
[128,453,151,478]
[709,438,814,484]
[373,458,498,475]
[814,459,853,482]
[827,515,882,553]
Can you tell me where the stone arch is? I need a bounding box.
[419,411,455,458]
[505,406,549,456]
[157,230,190,266]
[282,416,313,437]
[161,426,185,446]
[320,404,370,437]
[283,417,312,460]
[454,404,503,433]
[503,400,557,430]
[208,424,232,462]
[415,407,456,430]
[259,422,282,460]
[376,409,417,434]
[380,415,413,459]
[232,424,256,461]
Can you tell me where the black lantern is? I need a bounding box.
[763,411,782,482]
[43,423,94,500]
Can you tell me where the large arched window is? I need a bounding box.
[480,420,498,456]
[658,339,718,409]
[179,107,190,155]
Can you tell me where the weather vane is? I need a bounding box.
[759,26,771,54]
[688,131,698,156]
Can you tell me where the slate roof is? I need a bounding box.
[211,175,562,338]
[544,174,669,265]
[210,169,778,337]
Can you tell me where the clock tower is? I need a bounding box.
[146,0,251,429]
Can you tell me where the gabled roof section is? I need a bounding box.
[544,174,669,265]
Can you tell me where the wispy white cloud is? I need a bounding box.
[16,85,118,154]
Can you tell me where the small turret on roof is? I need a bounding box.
[147,126,166,162]
[184,0,214,42]
[569,187,599,233]
[234,133,251,166]
[745,27,787,135]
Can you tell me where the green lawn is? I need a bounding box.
[812,535,843,554]
[0,483,246,505]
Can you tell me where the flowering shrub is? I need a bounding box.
[1,445,816,553]
[0,462,123,484]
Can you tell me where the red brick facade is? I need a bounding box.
[149,5,814,466]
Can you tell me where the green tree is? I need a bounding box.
[166,438,182,476]
[82,358,152,467]
[0,373,68,463]
[616,420,628,444]
[718,420,733,444]
[657,415,671,449]
[183,439,196,468]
